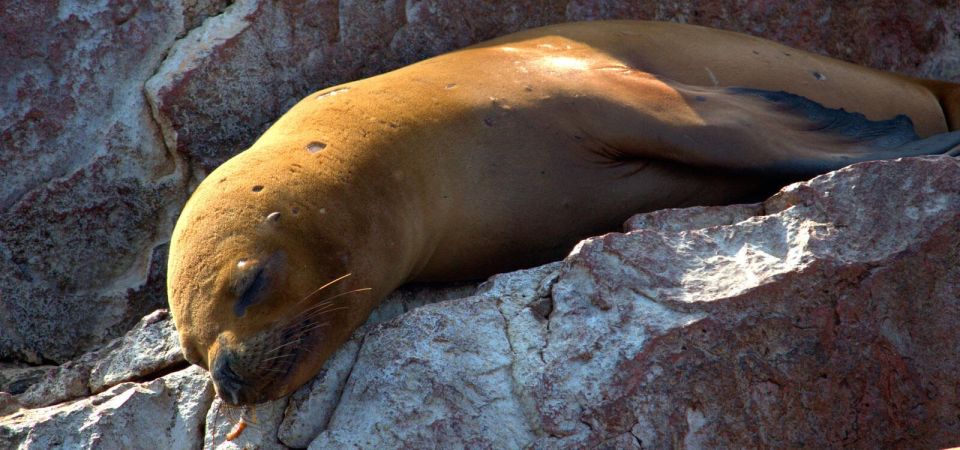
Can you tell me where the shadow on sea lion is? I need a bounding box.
[166,20,960,405]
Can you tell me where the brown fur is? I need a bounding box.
[168,20,960,404]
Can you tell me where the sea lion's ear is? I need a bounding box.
[231,251,286,317]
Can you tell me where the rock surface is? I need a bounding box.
[0,283,477,449]
[15,309,185,409]
[1,367,211,450]
[2,0,959,367]
[3,157,959,449]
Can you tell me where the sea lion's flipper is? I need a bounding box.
[726,87,919,149]
[720,87,960,175]
[587,79,960,177]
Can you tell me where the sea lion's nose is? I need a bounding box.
[211,352,246,405]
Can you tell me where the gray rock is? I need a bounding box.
[310,295,537,449]
[0,364,55,396]
[204,396,286,450]
[88,310,184,394]
[0,365,212,450]
[16,310,185,409]
[278,282,480,447]
[277,337,361,448]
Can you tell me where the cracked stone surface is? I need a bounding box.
[2,157,960,448]
[13,309,186,409]
[0,366,212,450]
[0,0,198,364]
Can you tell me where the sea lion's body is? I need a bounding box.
[167,21,960,404]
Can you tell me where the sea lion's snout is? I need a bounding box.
[211,349,264,405]
[211,350,245,405]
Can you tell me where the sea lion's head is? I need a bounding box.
[167,151,370,405]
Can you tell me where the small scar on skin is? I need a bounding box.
[316,87,349,99]
[291,207,300,215]
[306,142,327,153]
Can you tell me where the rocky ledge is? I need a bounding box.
[2,156,958,449]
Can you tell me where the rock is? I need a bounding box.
[0,0,195,364]
[310,296,536,449]
[87,309,184,394]
[0,393,22,417]
[623,203,765,233]
[0,364,56,396]
[306,157,960,448]
[0,366,212,450]
[204,396,287,450]
[16,310,185,409]
[278,282,479,448]
[539,157,960,448]
[277,337,362,448]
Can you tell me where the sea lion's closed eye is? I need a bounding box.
[231,252,288,317]
[232,263,268,317]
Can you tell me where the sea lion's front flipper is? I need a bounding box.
[580,76,960,177]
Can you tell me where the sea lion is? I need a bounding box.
[167,20,960,405]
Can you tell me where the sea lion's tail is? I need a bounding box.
[915,79,960,132]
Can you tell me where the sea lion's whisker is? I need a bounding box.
[301,306,350,320]
[288,319,331,337]
[296,273,353,305]
[291,320,331,337]
[299,302,340,316]
[296,287,371,319]
[304,287,372,313]
[264,338,304,355]
[259,352,296,363]
[298,309,348,327]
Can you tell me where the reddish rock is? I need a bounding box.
[533,157,960,448]
[0,1,202,363]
